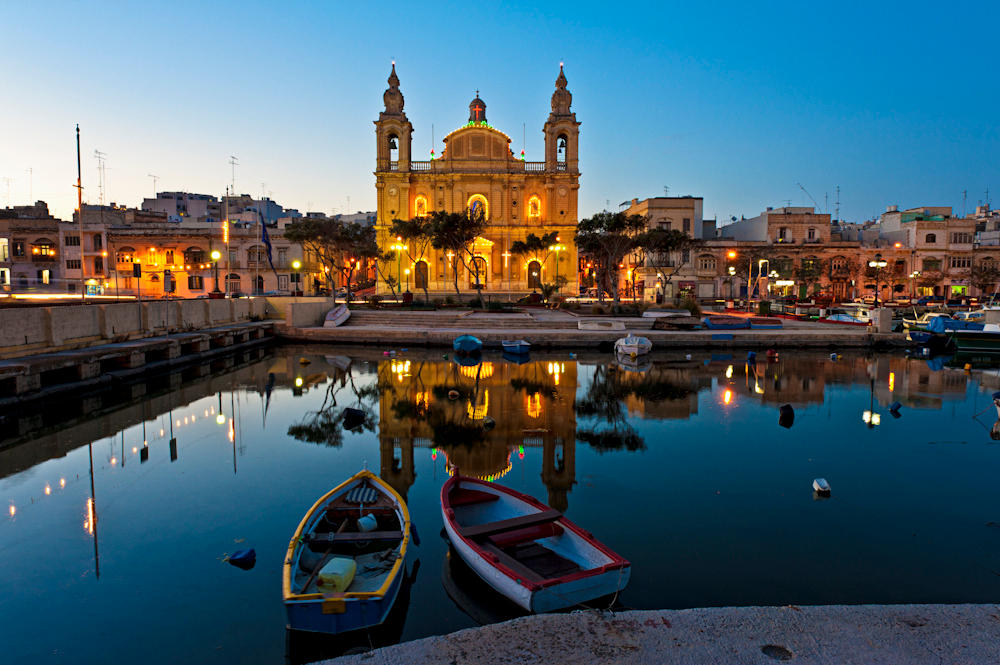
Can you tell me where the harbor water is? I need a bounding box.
[3,345,1000,664]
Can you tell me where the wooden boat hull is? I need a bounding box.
[441,477,630,613]
[323,305,351,328]
[501,340,530,354]
[283,470,411,634]
[703,316,749,330]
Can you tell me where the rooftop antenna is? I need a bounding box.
[835,185,841,222]
[663,186,669,197]
[987,186,991,209]
[824,192,829,213]
[229,155,239,193]
[962,189,968,217]
[783,199,792,208]
[93,149,107,205]
[148,174,159,198]
[796,182,819,210]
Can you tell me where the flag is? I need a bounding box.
[258,209,276,272]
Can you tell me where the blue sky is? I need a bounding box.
[1,1,997,224]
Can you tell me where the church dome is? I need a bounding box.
[468,94,487,123]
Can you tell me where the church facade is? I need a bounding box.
[373,64,580,298]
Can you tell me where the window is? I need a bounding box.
[778,227,788,241]
[31,238,56,260]
[414,195,428,218]
[467,194,489,220]
[922,258,941,271]
[414,260,428,289]
[982,257,997,269]
[556,134,568,164]
[527,260,542,289]
[278,248,287,268]
[12,240,25,257]
[802,257,820,272]
[248,246,267,265]
[147,248,158,265]
[697,255,716,271]
[229,249,238,267]
[950,256,971,269]
[0,268,8,285]
[66,259,81,270]
[925,233,937,244]
[831,257,848,272]
[183,246,204,264]
[951,232,973,244]
[683,218,691,233]
[278,274,289,291]
[116,246,136,264]
[254,275,264,293]
[657,221,671,230]
[225,273,241,293]
[808,227,816,241]
[164,250,174,265]
[94,256,103,273]
[187,275,204,290]
[64,235,80,246]
[527,196,541,222]
[92,234,102,250]
[682,249,690,264]
[0,238,7,261]
[37,269,50,285]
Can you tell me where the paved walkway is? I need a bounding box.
[321,604,1000,664]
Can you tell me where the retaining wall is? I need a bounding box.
[0,298,272,359]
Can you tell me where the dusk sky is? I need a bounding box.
[2,1,997,225]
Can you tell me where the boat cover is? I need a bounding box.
[927,317,984,333]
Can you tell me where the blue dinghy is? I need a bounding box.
[453,335,483,354]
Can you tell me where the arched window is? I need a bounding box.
[116,246,137,264]
[183,246,205,264]
[414,195,427,218]
[414,260,428,289]
[926,233,937,243]
[247,245,266,266]
[468,256,488,288]
[254,275,264,293]
[467,194,489,220]
[556,134,568,164]
[225,273,241,293]
[527,195,541,222]
[831,256,849,274]
[527,260,542,290]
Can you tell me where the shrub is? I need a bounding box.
[590,304,605,315]
[432,298,444,307]
[444,296,455,306]
[681,297,701,317]
[469,297,483,309]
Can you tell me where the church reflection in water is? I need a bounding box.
[375,358,578,512]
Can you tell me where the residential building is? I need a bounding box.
[0,202,62,292]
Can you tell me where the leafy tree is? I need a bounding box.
[635,228,699,301]
[374,250,399,300]
[390,216,434,301]
[575,212,646,302]
[971,262,1000,295]
[283,219,375,301]
[426,209,488,296]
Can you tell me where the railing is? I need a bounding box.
[410,161,431,171]
[388,161,399,171]
[524,162,546,172]
[556,162,567,172]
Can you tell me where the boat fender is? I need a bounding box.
[358,514,378,532]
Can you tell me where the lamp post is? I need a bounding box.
[291,259,302,296]
[868,253,887,308]
[210,249,222,296]
[390,236,408,299]
[862,376,880,428]
[404,267,411,293]
[548,241,566,292]
[909,271,920,300]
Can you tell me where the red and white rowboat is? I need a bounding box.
[441,476,630,613]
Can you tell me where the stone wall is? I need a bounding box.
[0,297,270,359]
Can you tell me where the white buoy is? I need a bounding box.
[812,478,831,495]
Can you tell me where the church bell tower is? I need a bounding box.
[375,62,413,172]
[543,64,580,173]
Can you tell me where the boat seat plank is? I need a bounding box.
[449,488,500,507]
[479,541,544,583]
[457,509,562,539]
[307,530,403,542]
[508,542,581,579]
[488,522,564,549]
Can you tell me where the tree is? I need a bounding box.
[426,209,488,296]
[795,257,827,297]
[575,212,646,302]
[283,219,375,301]
[971,263,1000,296]
[374,249,399,300]
[390,216,434,301]
[634,228,699,301]
[510,232,559,293]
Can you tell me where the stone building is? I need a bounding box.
[0,202,62,292]
[373,64,580,297]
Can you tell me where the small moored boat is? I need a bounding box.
[283,470,413,634]
[748,317,783,329]
[614,335,652,357]
[453,335,483,354]
[501,340,531,355]
[441,476,630,613]
[323,304,351,328]
[703,315,749,330]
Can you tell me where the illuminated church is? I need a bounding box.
[374,64,580,297]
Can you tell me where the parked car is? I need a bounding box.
[916,296,945,306]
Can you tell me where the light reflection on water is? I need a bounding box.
[2,345,1000,664]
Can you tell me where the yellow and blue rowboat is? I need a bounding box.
[283,470,411,634]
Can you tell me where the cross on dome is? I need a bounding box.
[468,92,487,123]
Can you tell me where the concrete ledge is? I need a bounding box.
[323,604,1000,665]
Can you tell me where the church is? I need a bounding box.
[373,64,580,298]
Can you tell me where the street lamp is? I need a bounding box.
[868,253,888,308]
[548,242,566,291]
[390,236,408,297]
[909,271,920,300]
[210,249,222,296]
[291,259,302,296]
[862,377,880,428]
[404,267,411,292]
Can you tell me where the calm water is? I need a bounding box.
[3,345,1000,663]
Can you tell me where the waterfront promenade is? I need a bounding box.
[323,603,1000,664]
[278,307,905,350]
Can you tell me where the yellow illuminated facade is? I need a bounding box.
[374,64,581,296]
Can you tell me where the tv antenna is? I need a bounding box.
[229,155,239,192]
[834,185,840,221]
[796,182,819,210]
[663,186,669,197]
[148,174,159,198]
[962,189,968,217]
[93,150,107,205]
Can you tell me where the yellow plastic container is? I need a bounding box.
[317,557,356,593]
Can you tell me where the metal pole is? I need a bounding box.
[76,125,86,301]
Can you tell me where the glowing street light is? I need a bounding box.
[210,249,222,295]
[868,253,888,308]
